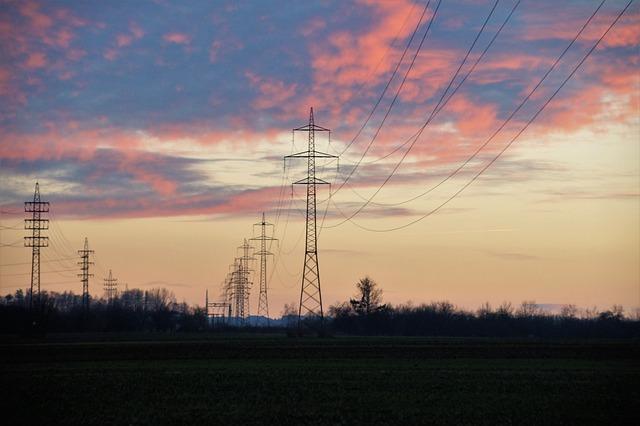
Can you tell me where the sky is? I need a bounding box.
[0,0,638,316]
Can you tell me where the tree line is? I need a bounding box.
[1,278,638,338]
[0,288,208,334]
[327,277,639,339]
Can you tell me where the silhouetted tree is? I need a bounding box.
[560,304,578,319]
[517,301,541,318]
[281,302,297,327]
[496,301,514,318]
[350,276,385,315]
[477,302,493,318]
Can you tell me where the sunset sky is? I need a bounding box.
[0,0,638,316]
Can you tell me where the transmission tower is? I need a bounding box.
[285,108,337,324]
[230,239,254,323]
[77,237,94,310]
[250,212,277,323]
[228,259,242,320]
[103,269,118,302]
[24,182,49,311]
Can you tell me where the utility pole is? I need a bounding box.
[103,269,118,303]
[77,237,94,310]
[250,212,277,324]
[285,108,337,326]
[24,182,49,312]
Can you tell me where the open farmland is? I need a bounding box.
[1,334,638,425]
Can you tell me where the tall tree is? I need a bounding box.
[350,277,384,315]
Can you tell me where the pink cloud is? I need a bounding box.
[447,95,499,137]
[520,6,640,48]
[47,186,282,220]
[0,68,12,96]
[25,52,47,69]
[66,48,86,61]
[129,21,144,39]
[58,70,75,81]
[299,18,326,37]
[163,32,191,44]
[116,34,133,47]
[103,48,118,61]
[44,27,74,48]
[54,7,89,28]
[245,71,298,110]
[18,1,53,33]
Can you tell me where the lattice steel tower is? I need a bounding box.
[103,269,118,302]
[250,213,277,322]
[77,237,94,310]
[285,108,337,323]
[235,239,255,321]
[24,182,49,310]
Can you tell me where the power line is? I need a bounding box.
[333,0,434,158]
[0,224,23,230]
[349,0,596,209]
[0,280,79,290]
[331,0,632,233]
[327,0,442,196]
[324,0,501,220]
[0,238,24,247]
[326,0,421,155]
[1,267,78,277]
[324,0,608,229]
[266,0,430,292]
[362,0,520,168]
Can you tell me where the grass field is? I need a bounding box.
[1,334,638,425]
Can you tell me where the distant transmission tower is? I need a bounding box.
[103,269,118,302]
[285,108,337,324]
[77,237,94,310]
[231,239,254,322]
[24,182,49,311]
[250,213,277,323]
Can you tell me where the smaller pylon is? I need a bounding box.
[250,213,277,324]
[232,239,255,323]
[103,269,118,302]
[77,237,94,310]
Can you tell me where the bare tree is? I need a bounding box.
[146,288,176,311]
[281,302,297,316]
[560,304,578,319]
[583,305,599,320]
[496,301,514,317]
[611,304,625,319]
[477,302,493,318]
[434,301,455,316]
[281,302,298,327]
[328,301,352,317]
[517,300,540,318]
[350,276,384,315]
